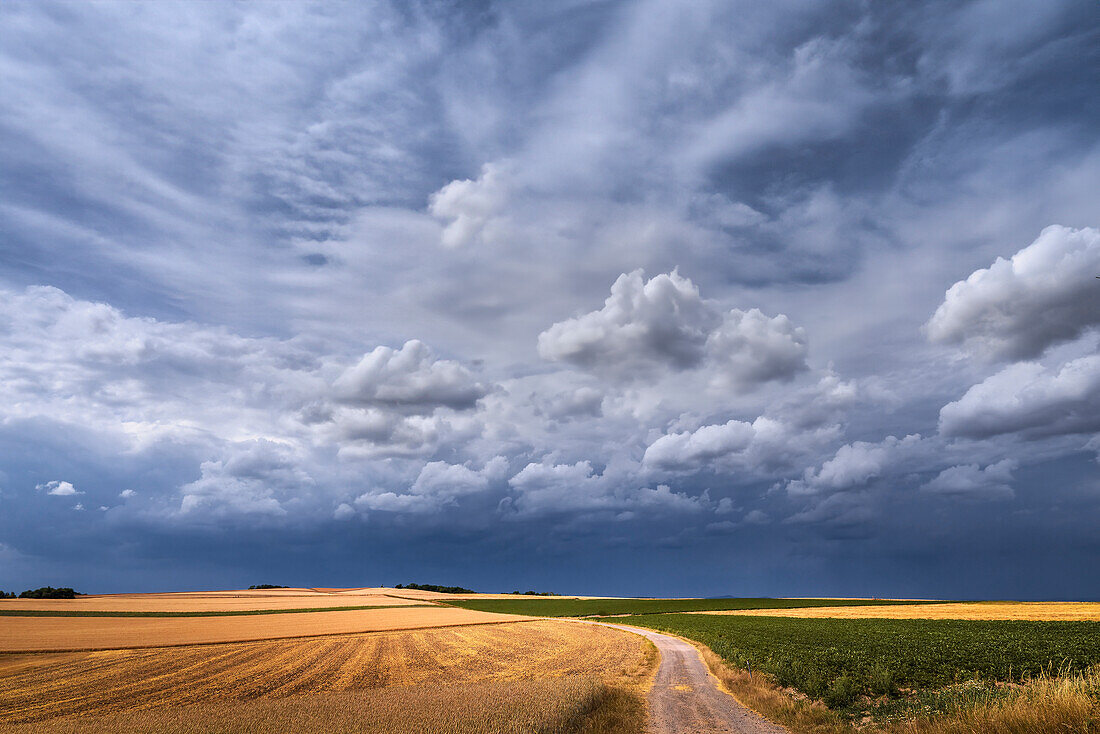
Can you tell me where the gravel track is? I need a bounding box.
[586,621,788,734]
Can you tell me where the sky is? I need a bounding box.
[1,1,1098,598]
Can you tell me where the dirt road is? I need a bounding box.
[590,621,788,734]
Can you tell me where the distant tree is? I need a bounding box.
[248,584,289,590]
[19,587,78,599]
[396,582,476,594]
[509,589,559,596]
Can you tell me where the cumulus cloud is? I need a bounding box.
[349,458,507,516]
[643,415,838,475]
[178,441,311,519]
[939,355,1100,439]
[119,489,137,498]
[538,270,806,387]
[921,459,1016,499]
[643,419,755,470]
[706,309,808,389]
[504,461,703,518]
[926,226,1100,360]
[354,491,439,514]
[538,270,718,374]
[37,480,81,496]
[787,435,922,495]
[429,163,511,248]
[333,340,488,413]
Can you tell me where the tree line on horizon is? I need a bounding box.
[1,586,79,599]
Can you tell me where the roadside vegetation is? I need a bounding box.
[448,597,940,617]
[247,584,289,590]
[614,613,1100,732]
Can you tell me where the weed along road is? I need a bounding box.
[586,621,788,734]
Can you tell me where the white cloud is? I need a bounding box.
[787,434,922,495]
[333,502,356,520]
[921,459,1016,499]
[429,162,511,248]
[643,415,838,475]
[37,480,81,496]
[505,461,704,518]
[643,419,755,470]
[706,309,808,389]
[333,340,488,413]
[354,491,439,514]
[926,226,1100,360]
[939,355,1100,439]
[119,489,137,498]
[177,441,309,519]
[538,270,718,375]
[538,270,806,387]
[688,36,881,166]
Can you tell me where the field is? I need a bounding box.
[0,619,652,728]
[698,601,1100,621]
[0,606,536,652]
[6,588,1098,733]
[0,588,430,613]
[447,596,939,617]
[0,679,635,734]
[613,613,1100,709]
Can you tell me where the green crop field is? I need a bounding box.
[446,597,938,617]
[614,614,1100,708]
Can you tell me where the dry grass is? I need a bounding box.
[693,643,851,734]
[0,606,534,652]
[696,602,1100,621]
[0,677,645,734]
[682,635,1100,734]
[0,619,652,725]
[885,667,1100,734]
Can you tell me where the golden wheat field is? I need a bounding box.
[0,678,640,734]
[0,619,653,728]
[0,591,427,614]
[695,601,1100,621]
[0,606,535,652]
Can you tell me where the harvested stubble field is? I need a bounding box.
[0,678,639,734]
[0,606,533,652]
[697,601,1100,621]
[0,589,427,614]
[0,619,653,730]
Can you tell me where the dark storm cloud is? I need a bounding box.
[0,0,1098,597]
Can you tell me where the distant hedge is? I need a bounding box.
[248,584,290,590]
[511,590,560,596]
[395,582,476,594]
[17,587,79,599]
